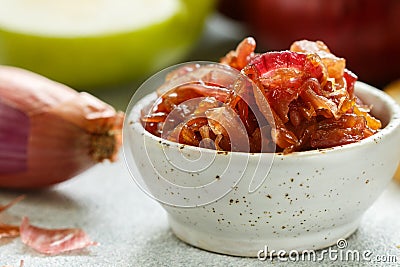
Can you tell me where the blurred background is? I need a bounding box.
[218,0,400,86]
[0,0,399,111]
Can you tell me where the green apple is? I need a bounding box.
[0,0,215,89]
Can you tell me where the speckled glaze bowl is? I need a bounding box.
[124,81,400,256]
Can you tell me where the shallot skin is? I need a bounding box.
[0,66,123,189]
[20,217,98,255]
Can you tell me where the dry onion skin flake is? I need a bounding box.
[0,195,24,239]
[0,196,97,254]
[19,217,98,255]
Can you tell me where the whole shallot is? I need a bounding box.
[0,66,123,188]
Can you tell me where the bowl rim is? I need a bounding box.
[125,81,400,158]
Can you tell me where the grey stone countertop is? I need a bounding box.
[1,13,400,267]
[0,158,399,267]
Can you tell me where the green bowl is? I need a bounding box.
[0,0,215,89]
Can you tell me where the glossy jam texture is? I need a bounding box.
[141,38,381,153]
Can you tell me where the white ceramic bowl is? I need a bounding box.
[124,80,400,256]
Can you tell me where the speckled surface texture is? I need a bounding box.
[1,158,399,266]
